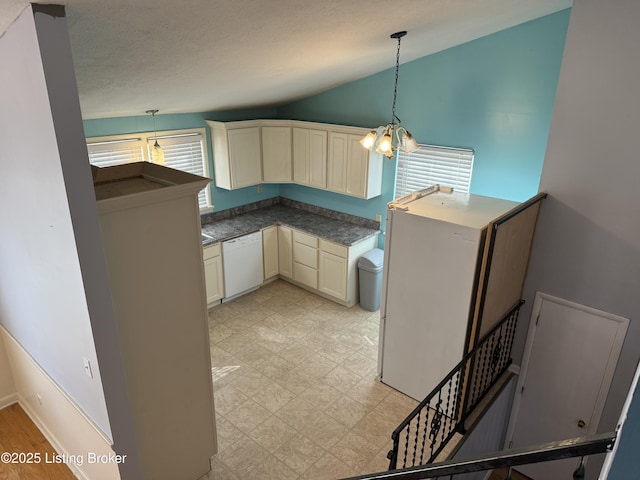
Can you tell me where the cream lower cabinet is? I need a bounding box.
[293,230,318,289]
[319,237,377,306]
[262,226,279,280]
[278,225,293,279]
[203,242,224,306]
[289,230,378,307]
[318,240,348,301]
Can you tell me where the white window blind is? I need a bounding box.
[148,133,208,209]
[395,144,474,198]
[87,129,211,210]
[86,138,144,167]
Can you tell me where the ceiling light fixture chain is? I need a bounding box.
[390,30,405,127]
[360,30,418,159]
[146,109,165,165]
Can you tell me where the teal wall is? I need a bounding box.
[279,9,570,208]
[610,380,640,478]
[83,10,570,232]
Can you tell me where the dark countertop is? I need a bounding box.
[201,205,379,247]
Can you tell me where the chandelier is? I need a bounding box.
[360,31,418,158]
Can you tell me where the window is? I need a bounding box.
[87,129,211,210]
[395,144,474,198]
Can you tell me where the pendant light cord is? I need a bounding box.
[152,111,159,144]
[390,31,406,127]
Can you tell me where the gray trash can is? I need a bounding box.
[358,248,384,311]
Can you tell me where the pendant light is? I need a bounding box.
[146,109,165,165]
[360,31,419,158]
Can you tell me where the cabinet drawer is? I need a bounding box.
[293,241,318,269]
[294,262,318,289]
[319,239,347,258]
[203,242,221,260]
[293,230,318,248]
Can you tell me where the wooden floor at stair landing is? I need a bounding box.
[0,403,75,479]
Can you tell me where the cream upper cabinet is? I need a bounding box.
[207,119,382,198]
[293,127,327,188]
[327,131,383,199]
[262,226,279,279]
[207,120,262,190]
[262,125,292,183]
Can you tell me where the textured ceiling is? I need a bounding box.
[1,0,571,119]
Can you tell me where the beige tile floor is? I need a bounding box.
[204,279,419,480]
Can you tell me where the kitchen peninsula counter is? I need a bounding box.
[200,201,379,247]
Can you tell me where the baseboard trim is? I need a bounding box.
[0,392,19,409]
[0,328,120,480]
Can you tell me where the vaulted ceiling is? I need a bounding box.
[1,0,571,119]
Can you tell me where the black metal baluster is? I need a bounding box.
[412,411,421,466]
[443,376,453,448]
[455,361,467,429]
[429,392,443,457]
[402,424,410,468]
[419,404,428,464]
[480,332,494,403]
[388,433,399,470]
[497,321,508,372]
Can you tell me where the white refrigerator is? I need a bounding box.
[378,186,520,401]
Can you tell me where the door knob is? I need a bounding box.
[577,419,586,429]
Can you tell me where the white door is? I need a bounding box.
[506,293,628,479]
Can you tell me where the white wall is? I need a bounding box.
[0,3,110,436]
[520,0,640,477]
[0,6,141,478]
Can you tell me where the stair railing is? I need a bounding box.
[388,300,524,470]
[341,431,616,480]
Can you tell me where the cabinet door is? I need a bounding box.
[346,135,368,198]
[293,262,318,289]
[278,225,293,279]
[262,226,279,279]
[327,131,382,199]
[227,127,262,188]
[318,250,348,301]
[327,132,348,193]
[262,126,292,183]
[308,129,327,188]
[293,128,310,185]
[204,255,224,305]
[293,128,327,188]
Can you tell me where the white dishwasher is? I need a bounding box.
[222,231,264,302]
